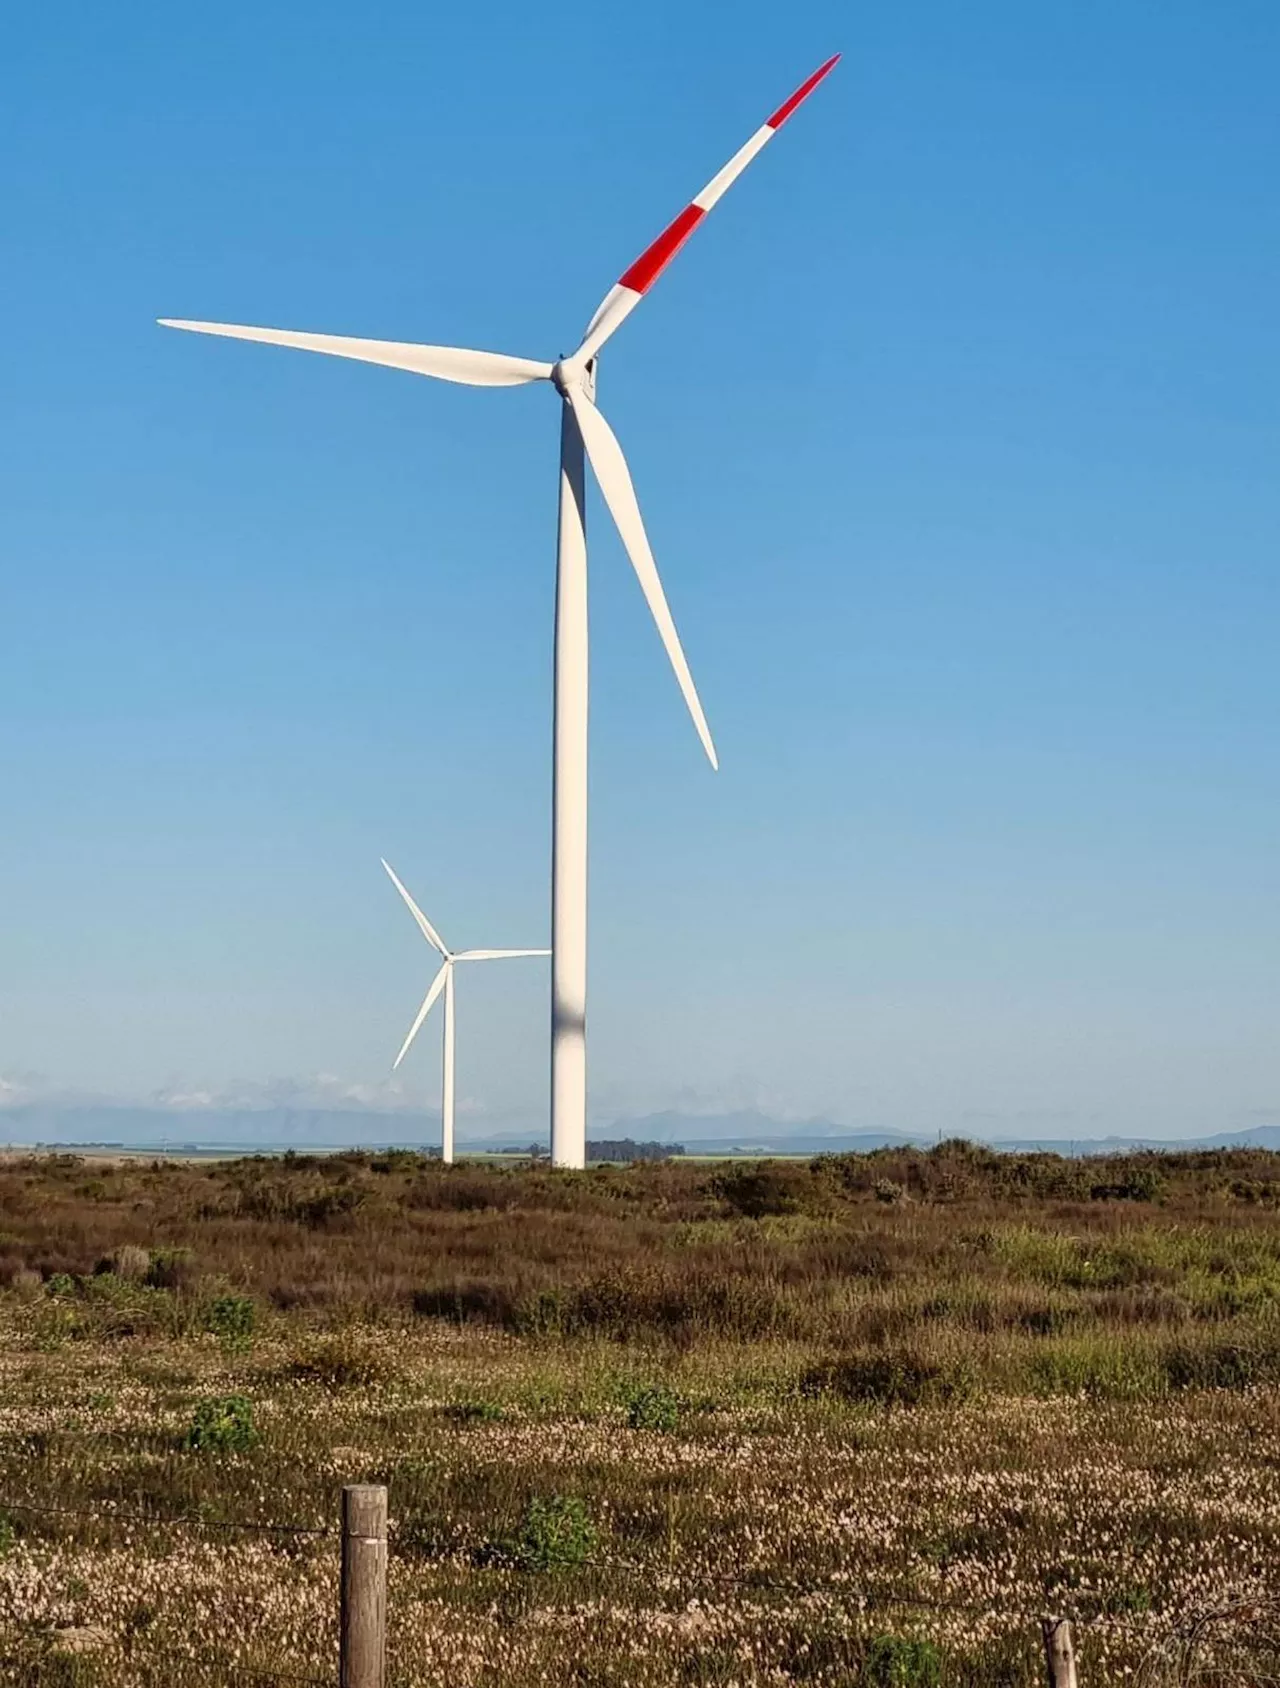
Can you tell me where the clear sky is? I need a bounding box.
[2,0,1278,1140]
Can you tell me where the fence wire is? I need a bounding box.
[0,1493,333,1537]
[5,1485,1275,1688]
[0,1486,1186,1630]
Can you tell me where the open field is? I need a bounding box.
[4,1143,1280,1684]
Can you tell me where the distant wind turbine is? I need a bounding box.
[160,54,839,1168]
[382,859,548,1165]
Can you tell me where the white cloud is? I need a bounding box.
[146,1073,420,1113]
[1,1070,421,1116]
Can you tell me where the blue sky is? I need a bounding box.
[2,0,1278,1139]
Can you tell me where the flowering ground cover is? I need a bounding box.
[2,1143,1280,1684]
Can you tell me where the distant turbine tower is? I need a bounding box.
[160,54,839,1169]
[382,859,548,1165]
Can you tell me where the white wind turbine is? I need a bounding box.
[382,859,548,1165]
[161,55,839,1169]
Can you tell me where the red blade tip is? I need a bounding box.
[766,53,841,130]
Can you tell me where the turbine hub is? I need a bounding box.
[551,358,585,397]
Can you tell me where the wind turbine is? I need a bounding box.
[382,859,548,1165]
[160,54,839,1169]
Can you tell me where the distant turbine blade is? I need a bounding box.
[454,948,551,961]
[575,54,840,360]
[158,320,553,387]
[566,388,717,769]
[382,859,450,956]
[393,961,450,1070]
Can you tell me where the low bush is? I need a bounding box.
[713,1164,820,1218]
[446,1398,505,1424]
[1091,1168,1166,1203]
[624,1382,681,1431]
[291,1332,394,1388]
[1162,1335,1280,1392]
[235,1179,365,1227]
[507,1495,596,1570]
[865,1634,943,1687]
[206,1293,256,1349]
[145,1249,197,1291]
[185,1395,256,1453]
[805,1349,975,1407]
[412,1281,520,1325]
[874,1178,908,1204]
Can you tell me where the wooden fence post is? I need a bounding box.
[1041,1616,1078,1688]
[340,1484,387,1688]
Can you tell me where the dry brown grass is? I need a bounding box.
[5,1143,1280,1386]
[4,1144,1280,1684]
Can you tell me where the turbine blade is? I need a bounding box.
[566,388,717,769]
[454,948,551,961]
[158,319,553,387]
[393,961,450,1070]
[382,859,449,956]
[575,54,840,360]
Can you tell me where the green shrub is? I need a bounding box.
[625,1382,681,1431]
[185,1394,257,1453]
[509,1494,596,1570]
[865,1635,943,1687]
[0,1509,15,1557]
[45,1272,77,1298]
[81,1271,133,1305]
[206,1293,256,1349]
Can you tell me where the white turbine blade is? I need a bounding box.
[575,54,840,360]
[393,961,450,1070]
[566,387,718,769]
[381,859,450,956]
[158,320,553,387]
[454,948,551,961]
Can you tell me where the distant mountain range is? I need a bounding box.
[599,1110,1280,1157]
[3,1101,1280,1158]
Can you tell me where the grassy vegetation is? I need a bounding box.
[2,1142,1280,1683]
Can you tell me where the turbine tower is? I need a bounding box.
[383,860,548,1164]
[161,55,839,1168]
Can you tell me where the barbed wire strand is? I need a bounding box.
[0,1494,333,1538]
[384,1544,1170,1632]
[165,1654,332,1686]
[2,1490,1261,1643]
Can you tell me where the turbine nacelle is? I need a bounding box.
[551,357,595,400]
